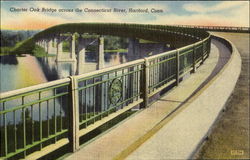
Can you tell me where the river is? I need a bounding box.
[0,52,127,93]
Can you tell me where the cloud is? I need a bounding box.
[183,1,247,13]
[156,12,249,27]
[180,1,249,27]
[1,1,249,30]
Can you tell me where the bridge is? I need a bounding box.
[174,25,250,33]
[0,23,248,159]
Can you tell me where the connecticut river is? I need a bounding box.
[0,52,126,93]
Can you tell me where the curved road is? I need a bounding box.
[196,32,249,159]
[125,34,233,160]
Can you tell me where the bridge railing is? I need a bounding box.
[0,79,71,159]
[175,25,250,33]
[0,34,211,159]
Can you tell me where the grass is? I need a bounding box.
[32,45,55,57]
[139,39,157,44]
[62,41,70,53]
[0,47,15,55]
[104,49,128,53]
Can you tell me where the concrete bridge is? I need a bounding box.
[35,33,169,76]
[0,23,246,159]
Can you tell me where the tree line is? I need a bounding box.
[1,30,39,47]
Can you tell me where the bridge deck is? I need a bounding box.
[63,37,227,160]
[196,32,250,159]
[126,38,232,159]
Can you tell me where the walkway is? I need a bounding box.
[196,32,250,159]
[64,38,229,160]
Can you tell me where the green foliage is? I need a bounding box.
[11,37,36,55]
[104,36,128,50]
[1,30,39,47]
[62,41,70,52]
[32,45,55,57]
[104,49,128,53]
[0,47,14,55]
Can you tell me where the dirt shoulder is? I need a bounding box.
[195,32,250,159]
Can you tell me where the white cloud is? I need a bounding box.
[153,10,249,27]
[181,1,249,27]
[183,1,247,13]
[1,1,249,29]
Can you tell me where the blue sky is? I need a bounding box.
[1,1,249,30]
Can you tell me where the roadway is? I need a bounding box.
[125,35,233,160]
[195,32,249,159]
[63,35,233,160]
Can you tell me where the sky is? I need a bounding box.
[1,1,249,30]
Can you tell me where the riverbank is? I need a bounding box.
[0,47,14,55]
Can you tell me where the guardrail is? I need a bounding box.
[175,25,250,33]
[0,25,211,159]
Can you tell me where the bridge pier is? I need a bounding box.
[47,38,53,54]
[70,33,77,61]
[77,36,87,75]
[43,40,47,53]
[128,38,140,61]
[56,62,77,79]
[55,34,76,62]
[56,36,64,62]
[49,38,57,55]
[97,36,105,70]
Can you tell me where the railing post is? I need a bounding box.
[98,36,105,70]
[208,37,211,57]
[201,40,205,64]
[192,43,196,73]
[68,76,80,152]
[142,58,149,108]
[176,50,180,86]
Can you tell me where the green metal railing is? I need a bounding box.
[76,61,144,128]
[0,24,211,159]
[0,79,70,159]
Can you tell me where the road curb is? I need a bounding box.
[124,34,241,160]
[188,34,242,158]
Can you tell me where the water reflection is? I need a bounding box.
[0,55,47,92]
[0,55,18,65]
[0,42,172,130]
[36,52,128,81]
[0,41,172,93]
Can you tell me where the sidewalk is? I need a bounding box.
[126,36,240,159]
[196,32,249,159]
[64,39,222,160]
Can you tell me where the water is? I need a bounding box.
[0,52,127,93]
[0,43,171,125]
[0,52,128,126]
